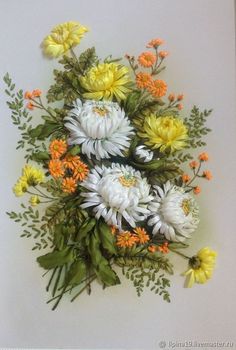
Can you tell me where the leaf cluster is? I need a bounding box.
[47,47,98,104]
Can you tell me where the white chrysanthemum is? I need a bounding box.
[148,181,199,242]
[64,99,133,160]
[80,163,153,229]
[135,145,154,162]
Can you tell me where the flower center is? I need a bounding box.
[189,256,201,269]
[92,106,109,117]
[181,199,191,216]
[118,174,137,187]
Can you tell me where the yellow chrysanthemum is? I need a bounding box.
[139,115,188,153]
[80,63,131,101]
[23,165,45,186]
[43,21,88,58]
[29,195,40,206]
[13,178,28,197]
[183,247,217,288]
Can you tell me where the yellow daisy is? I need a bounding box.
[80,63,131,101]
[22,165,45,186]
[13,178,28,197]
[29,195,40,206]
[183,247,217,287]
[139,115,188,153]
[43,21,88,58]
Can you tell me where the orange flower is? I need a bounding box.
[48,159,65,178]
[203,170,213,180]
[177,94,184,101]
[182,174,191,183]
[148,245,156,253]
[135,72,152,89]
[26,102,35,110]
[158,242,169,253]
[24,91,33,99]
[72,160,89,181]
[198,152,209,161]
[138,51,156,68]
[159,51,169,59]
[193,186,201,195]
[49,139,67,159]
[146,38,164,48]
[63,154,81,169]
[148,79,167,98]
[32,89,42,97]
[62,177,77,193]
[116,231,137,248]
[133,227,150,244]
[168,93,175,102]
[189,160,199,169]
[110,225,118,235]
[177,103,183,110]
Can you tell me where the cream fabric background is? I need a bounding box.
[0,0,235,349]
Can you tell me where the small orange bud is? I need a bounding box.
[177,94,184,101]
[159,51,169,59]
[203,170,213,180]
[177,103,183,110]
[199,152,209,161]
[26,102,35,110]
[24,91,33,99]
[32,89,42,97]
[193,186,201,195]
[148,245,156,253]
[168,93,175,102]
[182,174,191,183]
[189,160,199,169]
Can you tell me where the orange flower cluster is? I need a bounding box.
[24,89,42,110]
[48,139,89,193]
[182,152,212,195]
[148,242,169,254]
[116,227,150,248]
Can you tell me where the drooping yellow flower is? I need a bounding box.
[22,165,45,186]
[183,247,217,288]
[13,178,28,197]
[29,195,40,206]
[139,115,188,153]
[80,63,131,101]
[43,21,88,58]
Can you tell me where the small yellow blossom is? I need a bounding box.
[80,63,130,101]
[13,178,28,197]
[43,21,88,58]
[183,247,217,288]
[23,165,45,186]
[29,195,40,206]
[139,115,188,153]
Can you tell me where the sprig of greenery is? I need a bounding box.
[7,204,53,250]
[47,47,98,104]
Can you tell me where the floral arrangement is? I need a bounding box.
[5,21,217,310]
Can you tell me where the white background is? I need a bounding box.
[0,0,235,349]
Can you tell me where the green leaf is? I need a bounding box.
[65,259,87,286]
[31,151,50,162]
[98,221,117,255]
[37,247,75,270]
[130,158,164,171]
[88,229,120,286]
[76,218,97,241]
[68,145,81,156]
[29,122,59,140]
[53,224,66,250]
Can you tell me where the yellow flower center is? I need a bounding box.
[118,174,137,187]
[92,106,109,117]
[181,199,191,216]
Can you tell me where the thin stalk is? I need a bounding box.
[46,268,58,292]
[52,266,63,297]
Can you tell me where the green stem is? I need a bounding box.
[35,186,55,200]
[70,275,97,303]
[169,248,190,260]
[185,162,202,188]
[46,268,58,292]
